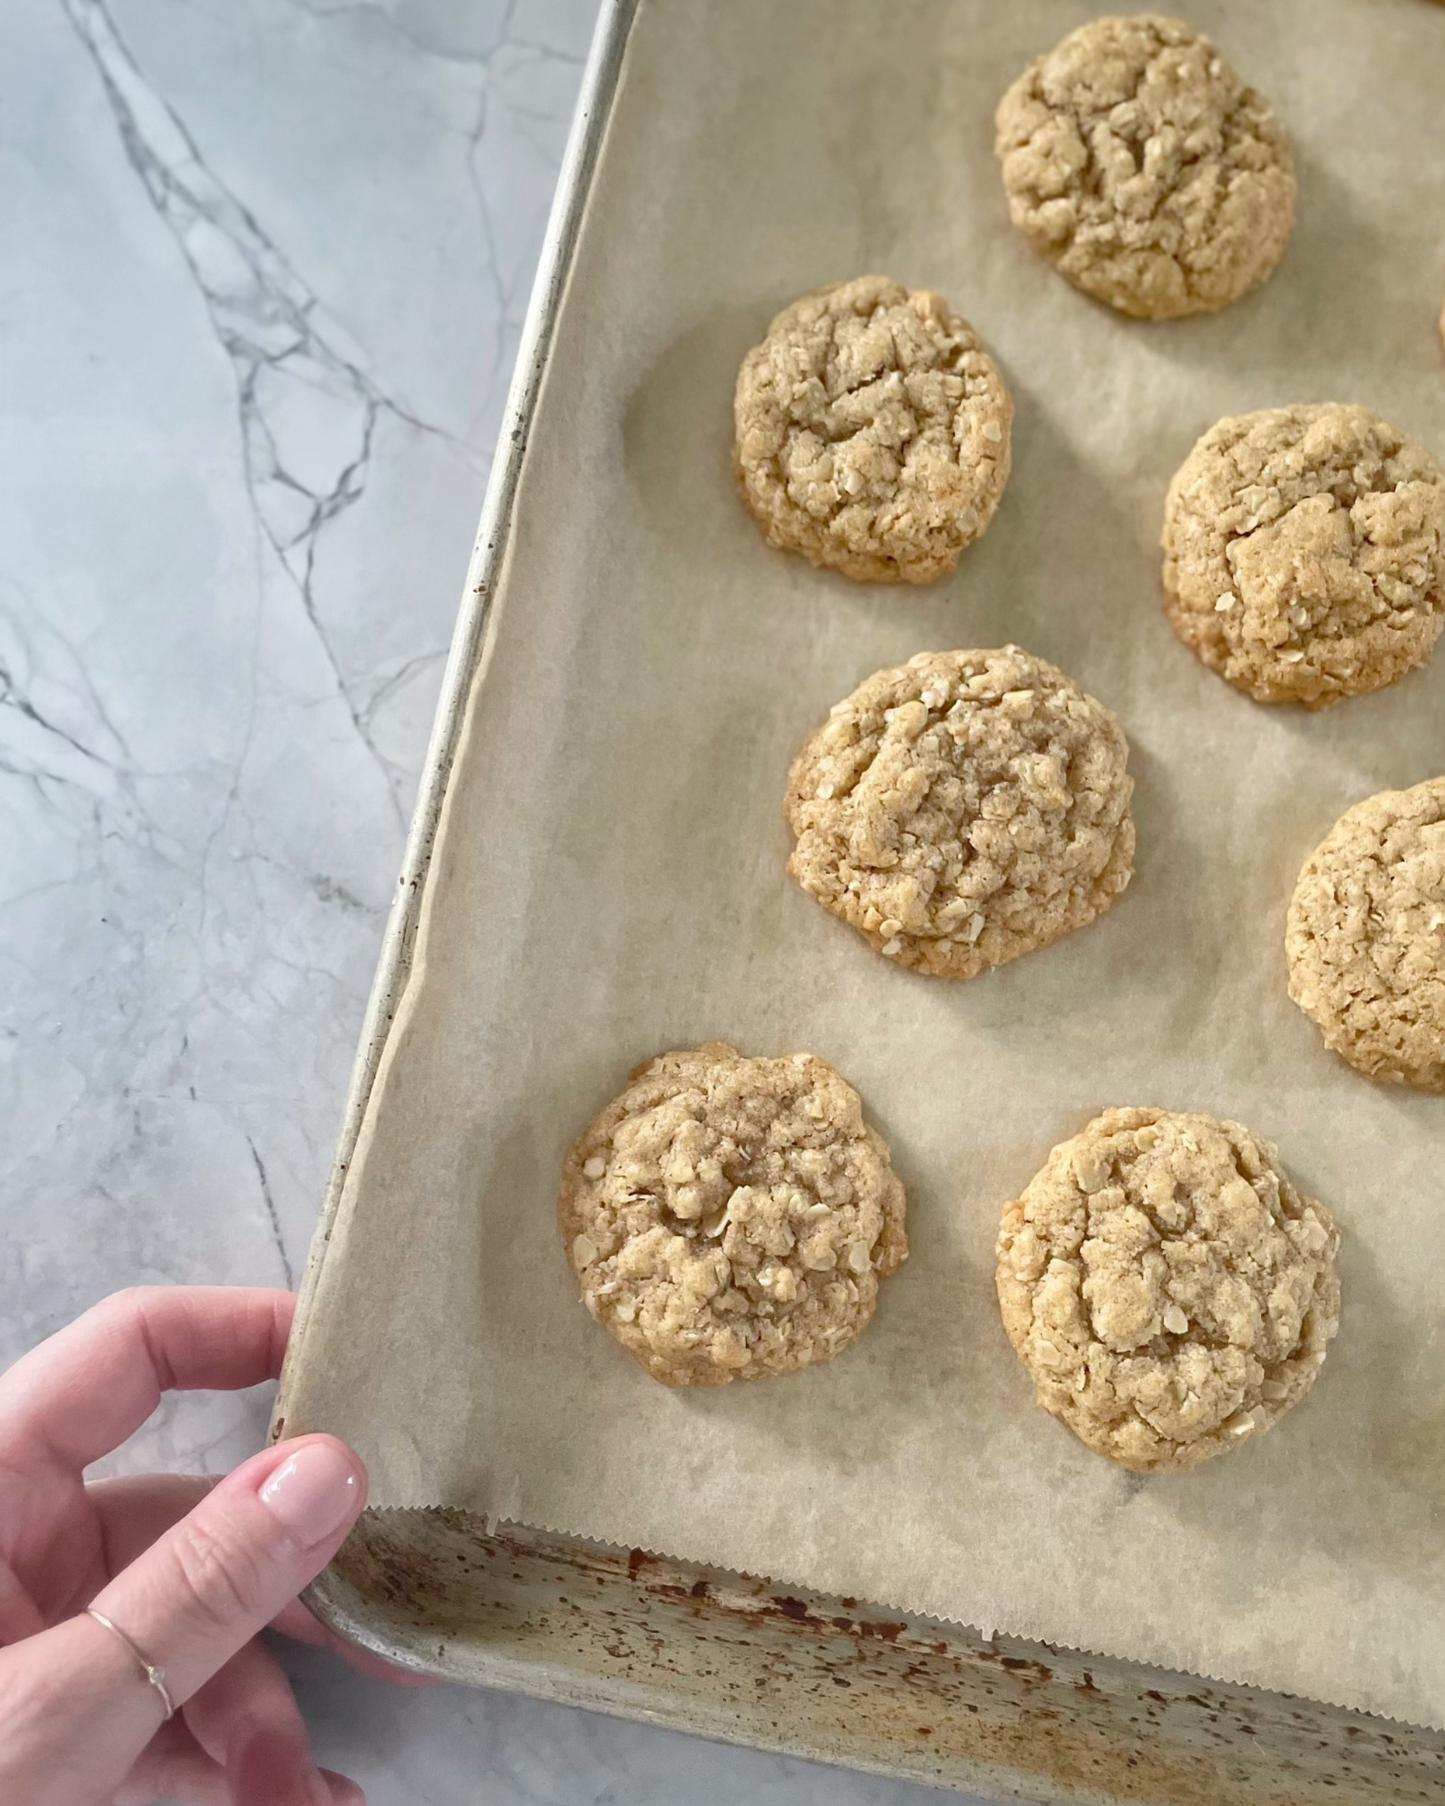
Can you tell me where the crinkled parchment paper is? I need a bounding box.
[285,0,1445,1728]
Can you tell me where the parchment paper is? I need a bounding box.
[286,0,1445,1729]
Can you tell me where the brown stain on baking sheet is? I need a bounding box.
[312,1509,1445,1806]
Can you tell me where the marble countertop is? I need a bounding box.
[1,1,990,1798]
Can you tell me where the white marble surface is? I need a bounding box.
[0,0,988,1798]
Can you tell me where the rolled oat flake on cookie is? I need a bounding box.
[995,13,1295,319]
[558,1043,907,1386]
[996,1108,1341,1472]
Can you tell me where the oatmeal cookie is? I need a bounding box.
[733,275,1013,583]
[995,14,1295,319]
[1286,778,1445,1092]
[1162,404,1445,706]
[784,648,1134,979]
[558,1043,907,1386]
[996,1108,1340,1472]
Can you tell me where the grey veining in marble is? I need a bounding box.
[0,0,992,1797]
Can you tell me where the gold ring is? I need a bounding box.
[86,1609,176,1721]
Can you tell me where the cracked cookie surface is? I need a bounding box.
[1287,778,1445,1092]
[558,1044,907,1387]
[996,1108,1340,1473]
[733,275,1012,584]
[784,648,1133,979]
[995,14,1294,319]
[1162,405,1445,706]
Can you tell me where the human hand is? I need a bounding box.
[0,1286,414,1804]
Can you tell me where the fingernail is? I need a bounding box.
[258,1441,362,1546]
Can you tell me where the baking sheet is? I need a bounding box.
[285,0,1445,1730]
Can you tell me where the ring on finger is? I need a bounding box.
[86,1608,176,1721]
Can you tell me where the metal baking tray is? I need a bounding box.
[273,0,1445,1795]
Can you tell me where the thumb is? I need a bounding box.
[0,1436,366,1806]
[90,1433,366,1716]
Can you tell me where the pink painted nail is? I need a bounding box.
[257,1440,363,1546]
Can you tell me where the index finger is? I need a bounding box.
[0,1287,294,1475]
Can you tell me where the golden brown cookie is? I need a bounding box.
[558,1044,907,1386]
[1286,778,1445,1092]
[733,275,1012,583]
[997,1108,1341,1473]
[995,14,1295,319]
[1162,404,1445,706]
[784,647,1134,978]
